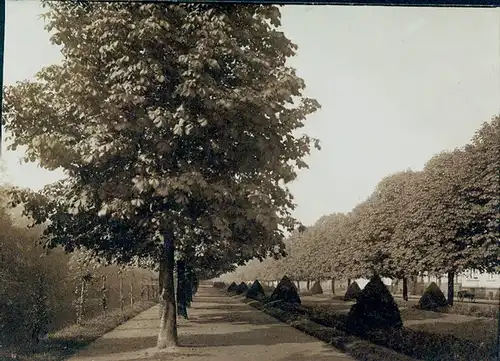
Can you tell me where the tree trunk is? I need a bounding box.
[411,275,418,295]
[447,271,455,306]
[296,280,300,291]
[157,229,178,349]
[402,277,408,301]
[438,276,442,288]
[158,261,166,319]
[347,278,351,287]
[306,280,310,290]
[331,279,335,295]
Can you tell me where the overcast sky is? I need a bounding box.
[3,1,499,226]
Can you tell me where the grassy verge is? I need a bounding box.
[9,300,157,361]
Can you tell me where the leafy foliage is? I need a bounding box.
[222,116,499,297]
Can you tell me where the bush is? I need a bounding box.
[346,274,402,336]
[270,275,301,304]
[227,282,238,293]
[417,282,448,311]
[212,281,226,288]
[246,280,265,300]
[235,282,248,294]
[343,281,362,301]
[310,281,323,295]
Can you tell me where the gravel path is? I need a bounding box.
[67,285,355,361]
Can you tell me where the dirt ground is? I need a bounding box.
[66,285,355,361]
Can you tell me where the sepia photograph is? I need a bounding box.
[0,1,499,360]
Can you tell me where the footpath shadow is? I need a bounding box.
[190,311,276,326]
[197,304,249,311]
[181,326,312,347]
[74,336,159,357]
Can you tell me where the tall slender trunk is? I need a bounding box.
[157,229,178,349]
[402,277,408,301]
[331,279,335,295]
[306,280,310,290]
[411,275,418,295]
[347,278,351,287]
[438,276,442,288]
[447,271,455,306]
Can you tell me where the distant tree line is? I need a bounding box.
[224,116,500,306]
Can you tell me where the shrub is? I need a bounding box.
[212,281,226,288]
[246,280,265,300]
[417,282,448,311]
[346,274,402,336]
[235,282,248,295]
[227,282,238,293]
[310,281,323,295]
[343,281,362,301]
[270,275,301,304]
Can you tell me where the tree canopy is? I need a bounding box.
[3,2,320,348]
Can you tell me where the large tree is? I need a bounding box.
[4,2,320,348]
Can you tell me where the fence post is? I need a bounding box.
[119,269,124,312]
[130,273,134,306]
[496,286,499,361]
[101,275,107,317]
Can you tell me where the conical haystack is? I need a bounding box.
[417,282,448,311]
[270,275,301,304]
[247,280,266,299]
[343,281,362,301]
[235,282,249,295]
[310,281,323,295]
[347,275,402,336]
[227,282,238,293]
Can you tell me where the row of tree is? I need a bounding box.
[224,116,500,305]
[3,2,319,349]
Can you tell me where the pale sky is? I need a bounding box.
[3,1,500,226]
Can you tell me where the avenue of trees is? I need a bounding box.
[226,116,500,306]
[3,2,319,349]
